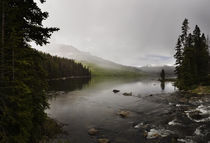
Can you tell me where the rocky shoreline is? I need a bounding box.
[84,92,210,143]
[47,80,210,143]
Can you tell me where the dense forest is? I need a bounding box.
[41,52,91,79]
[0,0,89,143]
[174,19,210,90]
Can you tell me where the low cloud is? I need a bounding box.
[34,0,210,66]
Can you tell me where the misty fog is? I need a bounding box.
[34,0,210,67]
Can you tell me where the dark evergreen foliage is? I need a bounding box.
[0,0,91,141]
[160,69,165,81]
[0,0,74,142]
[174,37,182,77]
[41,52,91,79]
[174,19,210,90]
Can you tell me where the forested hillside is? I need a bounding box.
[38,44,143,77]
[41,52,91,79]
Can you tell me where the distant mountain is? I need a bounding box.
[41,44,143,76]
[139,65,175,77]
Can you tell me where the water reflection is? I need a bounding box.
[48,77,91,92]
[160,81,165,90]
[47,77,210,143]
[47,77,175,143]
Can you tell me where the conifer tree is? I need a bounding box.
[180,19,189,47]
[174,37,182,83]
[174,19,189,88]
[198,33,209,83]
[181,33,197,89]
[0,0,59,142]
[160,69,165,81]
[174,19,210,90]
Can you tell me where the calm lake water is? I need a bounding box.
[47,77,210,143]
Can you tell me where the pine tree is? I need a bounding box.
[181,33,197,89]
[198,33,209,83]
[0,0,59,142]
[160,69,165,81]
[174,19,189,88]
[174,37,182,83]
[174,20,210,90]
[180,19,189,46]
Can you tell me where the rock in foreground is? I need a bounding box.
[145,129,173,139]
[123,92,132,96]
[98,138,110,143]
[113,89,120,93]
[118,110,130,118]
[88,128,98,136]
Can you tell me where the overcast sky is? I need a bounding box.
[34,0,210,67]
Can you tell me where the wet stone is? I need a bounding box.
[134,123,144,129]
[188,111,203,120]
[88,128,98,136]
[113,89,120,93]
[122,92,132,96]
[98,138,110,143]
[118,110,130,118]
[179,98,188,103]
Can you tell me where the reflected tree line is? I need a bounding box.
[48,78,91,92]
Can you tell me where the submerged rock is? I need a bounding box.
[168,119,181,126]
[123,92,132,96]
[189,111,203,120]
[113,89,120,93]
[134,123,144,129]
[88,128,98,136]
[194,127,203,136]
[118,110,130,118]
[98,138,110,143]
[145,129,173,139]
[179,98,188,103]
[185,104,210,122]
[146,129,160,139]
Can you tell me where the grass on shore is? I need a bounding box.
[190,86,210,94]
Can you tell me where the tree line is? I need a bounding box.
[174,19,210,90]
[42,52,91,79]
[0,0,90,142]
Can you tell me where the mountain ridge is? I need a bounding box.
[38,44,175,77]
[39,44,144,76]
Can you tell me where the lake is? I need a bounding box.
[47,77,210,143]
